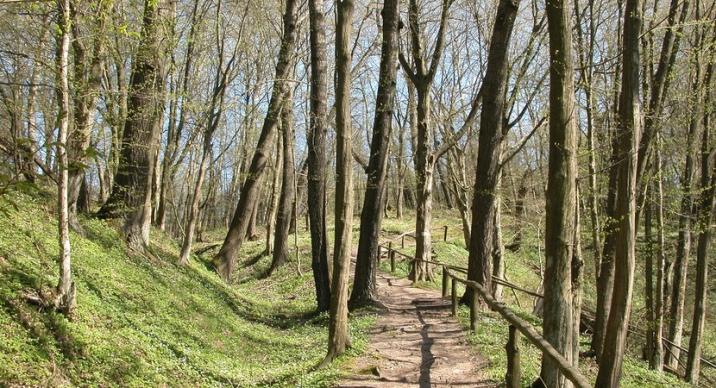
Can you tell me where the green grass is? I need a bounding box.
[0,187,374,387]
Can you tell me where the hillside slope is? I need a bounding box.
[0,188,372,387]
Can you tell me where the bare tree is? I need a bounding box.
[54,0,76,315]
[540,0,578,384]
[324,0,354,365]
[349,0,400,309]
[213,0,299,281]
[307,0,331,311]
[595,0,642,383]
[97,0,166,251]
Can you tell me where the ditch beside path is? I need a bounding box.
[338,271,497,387]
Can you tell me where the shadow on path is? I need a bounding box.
[338,271,496,387]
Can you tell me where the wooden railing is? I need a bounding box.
[377,241,590,387]
[378,237,715,385]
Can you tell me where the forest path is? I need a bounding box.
[338,271,496,387]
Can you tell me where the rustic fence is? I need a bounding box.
[377,227,715,385]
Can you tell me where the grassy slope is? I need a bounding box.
[0,188,373,387]
[380,210,708,387]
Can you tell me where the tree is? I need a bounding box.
[307,0,331,311]
[349,0,399,309]
[540,0,578,384]
[466,0,520,303]
[67,0,109,230]
[178,0,243,265]
[97,0,166,251]
[685,25,716,382]
[269,92,296,274]
[398,0,453,280]
[213,0,298,281]
[595,0,641,383]
[324,0,354,364]
[54,0,76,315]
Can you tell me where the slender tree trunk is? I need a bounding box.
[97,0,165,252]
[266,135,283,255]
[666,44,702,370]
[685,42,715,383]
[349,0,399,309]
[307,0,331,311]
[324,0,354,364]
[55,0,75,315]
[213,0,298,281]
[540,0,578,384]
[270,96,296,274]
[68,0,108,230]
[592,0,623,358]
[595,0,642,383]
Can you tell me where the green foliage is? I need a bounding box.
[0,188,373,386]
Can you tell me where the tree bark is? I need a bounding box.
[270,95,296,274]
[466,0,519,304]
[55,0,76,315]
[595,0,641,383]
[97,0,165,252]
[307,0,331,312]
[540,0,578,384]
[324,0,354,364]
[349,0,399,309]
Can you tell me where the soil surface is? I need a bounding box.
[338,271,496,387]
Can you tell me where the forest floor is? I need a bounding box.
[0,185,712,386]
[339,271,495,387]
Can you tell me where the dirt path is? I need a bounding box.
[338,271,495,387]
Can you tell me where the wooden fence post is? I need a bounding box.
[451,279,458,316]
[401,234,405,248]
[470,293,478,332]
[442,266,449,298]
[506,325,521,388]
[443,225,448,242]
[390,249,395,272]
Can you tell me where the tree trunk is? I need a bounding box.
[466,0,519,304]
[685,43,715,383]
[307,0,331,312]
[266,135,283,255]
[666,43,702,370]
[67,0,108,230]
[54,0,76,315]
[324,0,354,364]
[97,0,165,252]
[349,0,399,309]
[595,0,641,383]
[213,0,298,281]
[270,96,296,274]
[540,0,578,384]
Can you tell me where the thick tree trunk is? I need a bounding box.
[270,96,296,274]
[349,0,399,309]
[97,0,165,252]
[307,0,331,312]
[324,0,354,364]
[595,0,641,383]
[213,0,298,281]
[540,0,578,384]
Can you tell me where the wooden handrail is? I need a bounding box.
[448,270,591,388]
